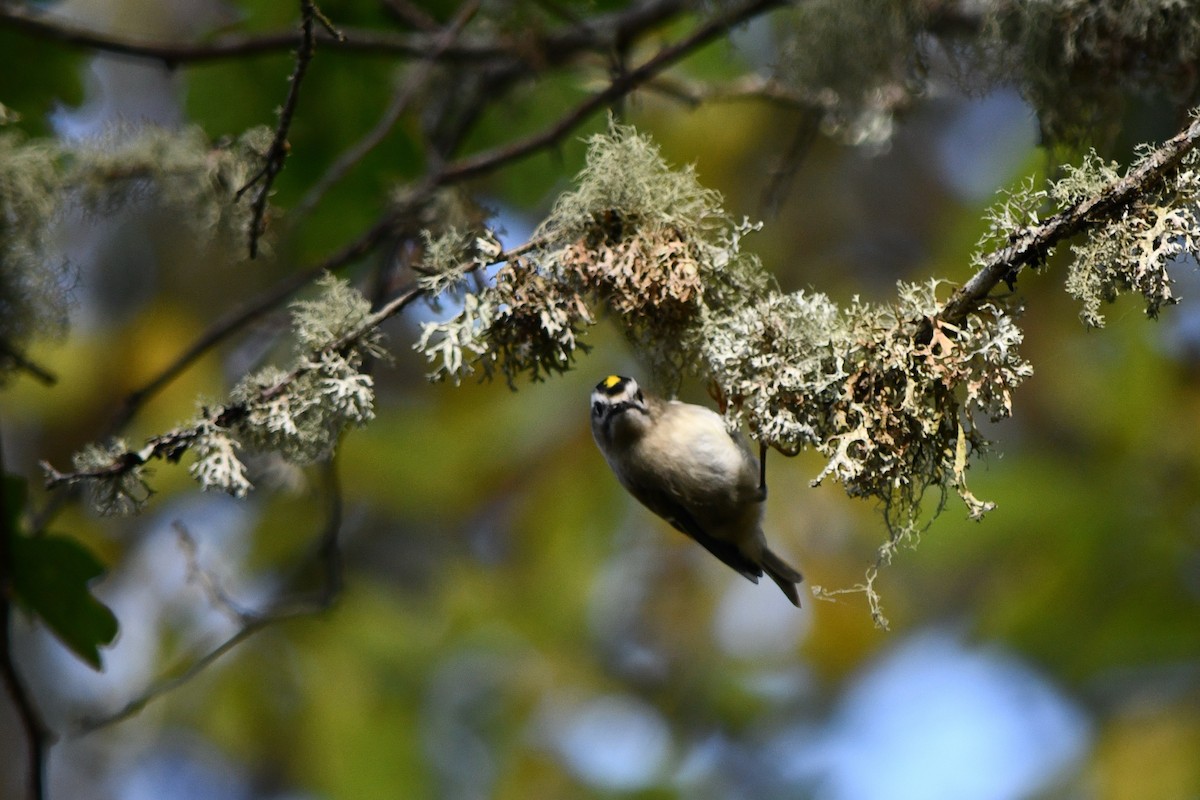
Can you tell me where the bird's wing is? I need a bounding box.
[632,485,763,583]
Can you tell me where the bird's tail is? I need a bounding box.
[762,548,804,607]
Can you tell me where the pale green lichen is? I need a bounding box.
[971,175,1047,261]
[224,274,383,470]
[290,272,383,354]
[705,279,1029,537]
[0,125,273,382]
[71,439,153,516]
[986,0,1200,144]
[1049,148,1200,327]
[188,425,252,498]
[775,0,922,148]
[66,125,271,244]
[63,275,383,508]
[537,122,727,240]
[414,122,773,389]
[414,293,496,383]
[0,134,70,380]
[415,227,503,305]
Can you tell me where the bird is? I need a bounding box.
[589,374,804,606]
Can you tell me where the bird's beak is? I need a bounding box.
[611,399,644,415]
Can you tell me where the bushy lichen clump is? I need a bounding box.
[990,0,1200,144]
[1057,150,1200,327]
[415,123,770,388]
[189,274,383,500]
[967,143,1200,329]
[768,0,1200,152]
[775,0,922,148]
[706,281,1030,533]
[0,134,70,379]
[0,126,273,382]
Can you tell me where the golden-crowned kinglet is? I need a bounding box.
[590,375,804,606]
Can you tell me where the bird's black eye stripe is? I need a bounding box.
[592,400,604,417]
[635,389,644,402]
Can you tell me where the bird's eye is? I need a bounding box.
[592,401,604,416]
[635,390,644,403]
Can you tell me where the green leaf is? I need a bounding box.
[9,528,119,671]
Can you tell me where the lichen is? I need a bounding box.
[0,125,273,383]
[62,275,382,508]
[1052,148,1200,326]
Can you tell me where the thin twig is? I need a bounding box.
[759,111,822,218]
[433,0,787,186]
[174,522,256,625]
[236,1,333,258]
[0,340,56,386]
[0,3,475,63]
[294,0,480,220]
[0,0,687,66]
[311,5,344,40]
[380,0,440,31]
[75,617,261,733]
[646,73,831,111]
[73,460,344,736]
[0,426,54,800]
[939,113,1200,325]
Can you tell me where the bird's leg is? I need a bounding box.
[758,440,768,501]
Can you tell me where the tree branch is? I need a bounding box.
[379,0,440,32]
[293,0,480,221]
[43,283,421,490]
[432,0,786,186]
[0,340,56,387]
[940,113,1200,325]
[0,429,53,800]
[0,2,465,63]
[39,228,555,495]
[0,0,688,66]
[644,73,832,111]
[21,220,404,533]
[237,0,343,259]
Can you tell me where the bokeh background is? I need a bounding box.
[3,1,1200,798]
